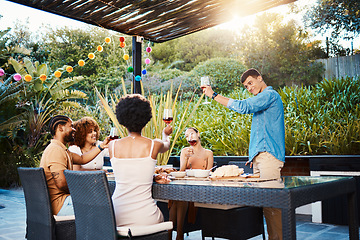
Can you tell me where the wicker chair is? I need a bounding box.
[17,167,76,240]
[64,170,172,240]
[199,161,265,240]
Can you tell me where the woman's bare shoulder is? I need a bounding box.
[204,148,213,155]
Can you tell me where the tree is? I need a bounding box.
[235,12,325,87]
[151,29,236,71]
[41,26,130,97]
[306,0,360,40]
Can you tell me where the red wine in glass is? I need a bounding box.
[109,135,119,140]
[163,109,173,125]
[110,127,119,141]
[163,117,173,125]
[188,140,197,146]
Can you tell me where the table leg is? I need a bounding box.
[347,191,359,240]
[281,208,296,240]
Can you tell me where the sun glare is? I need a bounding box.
[218,15,256,31]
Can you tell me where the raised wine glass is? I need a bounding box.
[200,76,211,104]
[163,109,173,125]
[109,127,119,140]
[187,132,197,146]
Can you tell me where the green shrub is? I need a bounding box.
[189,57,247,94]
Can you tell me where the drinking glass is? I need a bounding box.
[109,127,119,140]
[163,109,173,125]
[200,76,211,104]
[187,132,197,146]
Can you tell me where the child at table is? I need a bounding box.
[169,127,213,240]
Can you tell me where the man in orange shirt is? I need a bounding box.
[40,115,110,215]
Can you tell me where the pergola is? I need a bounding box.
[7,0,297,93]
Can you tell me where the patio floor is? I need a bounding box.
[0,188,355,240]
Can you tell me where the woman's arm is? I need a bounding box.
[72,137,110,164]
[179,148,191,171]
[206,150,214,170]
[158,125,173,153]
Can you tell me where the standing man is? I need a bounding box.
[40,115,110,216]
[201,68,285,240]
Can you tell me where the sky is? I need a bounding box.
[0,0,358,50]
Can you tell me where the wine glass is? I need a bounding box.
[109,127,119,140]
[187,132,197,146]
[163,109,173,125]
[201,76,211,104]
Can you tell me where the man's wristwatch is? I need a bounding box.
[212,92,218,99]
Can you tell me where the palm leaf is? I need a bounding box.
[95,87,127,138]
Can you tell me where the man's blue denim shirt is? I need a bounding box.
[227,86,285,162]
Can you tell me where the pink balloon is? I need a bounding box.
[145,58,151,64]
[13,73,22,81]
[0,68,4,76]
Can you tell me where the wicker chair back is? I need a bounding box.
[64,170,169,240]
[18,167,75,240]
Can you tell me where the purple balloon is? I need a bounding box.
[0,68,4,76]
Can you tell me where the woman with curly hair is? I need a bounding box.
[109,94,172,229]
[69,117,109,170]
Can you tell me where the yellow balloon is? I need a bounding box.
[66,66,73,73]
[78,60,85,67]
[24,74,32,82]
[123,54,129,60]
[88,53,95,59]
[54,71,62,78]
[39,74,47,82]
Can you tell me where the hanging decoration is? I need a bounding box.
[0,36,153,88]
[13,73,22,81]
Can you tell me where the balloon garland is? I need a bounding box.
[0,36,153,86]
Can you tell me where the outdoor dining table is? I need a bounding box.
[150,176,359,240]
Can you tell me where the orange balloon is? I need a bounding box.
[24,74,32,82]
[39,74,47,82]
[97,45,103,52]
[66,66,73,73]
[88,53,95,59]
[54,71,62,78]
[120,42,126,48]
[78,60,85,67]
[105,37,111,43]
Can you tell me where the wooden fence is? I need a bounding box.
[316,54,360,79]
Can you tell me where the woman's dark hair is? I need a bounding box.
[240,68,261,83]
[72,117,100,148]
[115,94,152,132]
[49,115,70,136]
[186,127,200,141]
[186,127,199,133]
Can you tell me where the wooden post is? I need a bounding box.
[132,36,142,94]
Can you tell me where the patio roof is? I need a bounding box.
[7,0,297,43]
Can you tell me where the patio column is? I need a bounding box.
[132,36,142,94]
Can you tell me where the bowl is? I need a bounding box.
[186,169,195,177]
[170,171,186,178]
[193,169,210,178]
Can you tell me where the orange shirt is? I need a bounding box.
[39,139,73,215]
